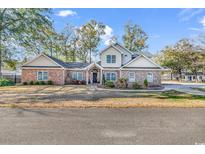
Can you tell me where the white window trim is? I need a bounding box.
[72,72,83,81]
[147,72,153,83]
[106,55,116,64]
[37,71,48,81]
[105,72,117,81]
[128,72,135,82]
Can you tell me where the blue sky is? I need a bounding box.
[52,8,205,54]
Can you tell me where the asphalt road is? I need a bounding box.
[0,108,205,145]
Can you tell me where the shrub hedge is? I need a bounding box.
[105,80,115,88]
[22,80,54,85]
[0,77,14,86]
[132,82,141,89]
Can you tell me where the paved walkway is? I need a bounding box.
[163,82,205,96]
[96,82,205,96]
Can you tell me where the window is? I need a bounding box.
[106,72,116,81]
[128,72,135,82]
[106,55,116,63]
[199,76,202,80]
[72,72,83,81]
[147,72,153,83]
[37,71,48,81]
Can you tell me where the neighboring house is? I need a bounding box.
[181,71,205,82]
[162,71,205,82]
[21,43,164,87]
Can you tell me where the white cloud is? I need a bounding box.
[56,10,77,17]
[188,27,204,32]
[101,25,114,45]
[187,17,205,33]
[200,16,205,27]
[150,34,160,39]
[178,8,193,17]
[178,8,204,21]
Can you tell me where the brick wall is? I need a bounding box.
[102,70,120,85]
[121,70,161,87]
[22,69,65,85]
[65,70,86,84]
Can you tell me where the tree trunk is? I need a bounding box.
[89,49,92,63]
[179,70,182,82]
[0,25,2,77]
[195,72,198,83]
[0,9,7,77]
[0,45,2,77]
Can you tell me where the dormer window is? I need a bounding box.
[106,55,116,63]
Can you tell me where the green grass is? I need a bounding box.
[192,87,205,92]
[159,90,205,100]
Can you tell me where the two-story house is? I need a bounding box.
[21,43,163,87]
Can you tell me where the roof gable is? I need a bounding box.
[114,43,133,55]
[122,54,162,69]
[100,45,123,55]
[22,54,64,68]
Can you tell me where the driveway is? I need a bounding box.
[163,82,205,96]
[1,108,205,144]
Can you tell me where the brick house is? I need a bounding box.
[21,43,164,86]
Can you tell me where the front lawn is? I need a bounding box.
[0,85,205,108]
[192,87,205,92]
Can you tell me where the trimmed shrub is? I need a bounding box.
[34,81,40,85]
[39,81,45,85]
[72,80,78,85]
[144,79,148,88]
[81,80,86,85]
[29,81,34,85]
[0,77,14,86]
[72,80,86,85]
[22,82,28,85]
[105,81,115,88]
[132,82,141,89]
[117,78,128,88]
[47,80,53,85]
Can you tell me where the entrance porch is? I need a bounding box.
[85,63,103,85]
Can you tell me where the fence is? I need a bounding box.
[2,73,21,83]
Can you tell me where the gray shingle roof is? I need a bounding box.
[64,62,90,68]
[45,54,90,69]
[45,54,68,68]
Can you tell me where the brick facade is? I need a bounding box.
[102,70,120,85]
[22,69,161,87]
[22,69,65,85]
[65,70,86,84]
[121,70,161,87]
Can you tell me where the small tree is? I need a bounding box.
[156,44,188,81]
[144,79,148,88]
[76,20,105,63]
[123,21,148,52]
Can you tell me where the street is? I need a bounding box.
[0,108,205,144]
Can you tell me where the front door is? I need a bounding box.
[93,73,97,83]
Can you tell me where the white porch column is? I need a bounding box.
[86,70,89,85]
[119,69,122,78]
[100,69,103,84]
